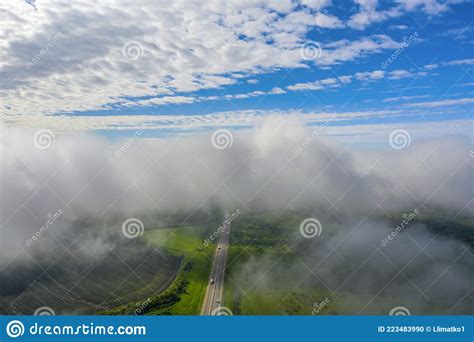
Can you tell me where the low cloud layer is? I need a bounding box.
[232,218,473,314]
[1,118,471,266]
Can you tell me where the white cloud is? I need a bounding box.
[287,68,407,91]
[349,0,456,30]
[382,94,430,102]
[404,97,474,108]
[320,77,338,85]
[317,35,399,65]
[2,119,470,269]
[444,58,474,66]
[355,70,385,81]
[387,69,413,79]
[270,87,286,94]
[322,118,471,144]
[4,104,469,133]
[286,63,437,93]
[313,12,344,28]
[125,96,197,107]
[0,0,467,131]
[396,0,450,15]
[338,75,353,84]
[423,63,439,70]
[287,81,326,91]
[0,1,403,118]
[388,24,409,30]
[300,0,332,11]
[287,76,345,91]
[348,0,401,30]
[224,87,287,100]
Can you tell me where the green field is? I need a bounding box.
[0,239,181,315]
[224,244,339,315]
[3,210,470,316]
[144,225,214,314]
[0,219,217,316]
[101,225,214,315]
[222,210,342,314]
[223,211,474,315]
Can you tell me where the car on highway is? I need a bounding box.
[210,278,214,284]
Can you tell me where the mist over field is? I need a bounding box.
[1,118,472,314]
[233,218,473,314]
[1,119,471,257]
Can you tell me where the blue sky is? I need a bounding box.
[1,0,473,140]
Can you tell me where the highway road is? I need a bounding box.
[200,219,231,315]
